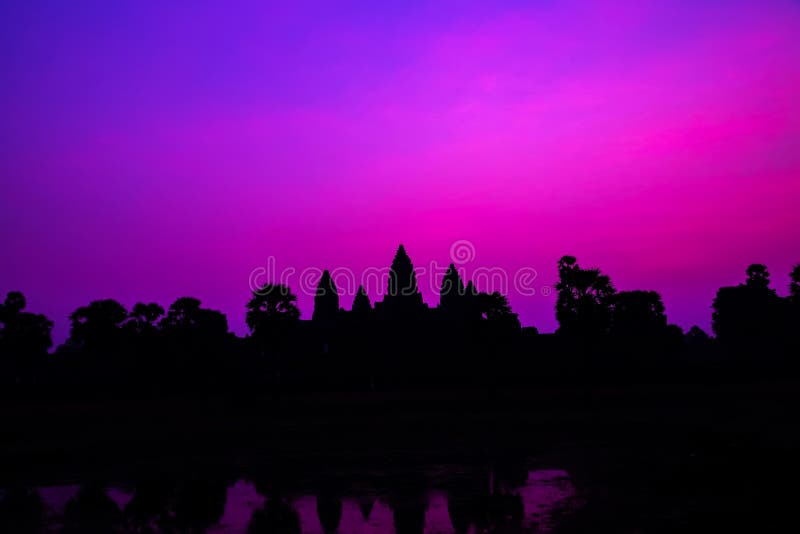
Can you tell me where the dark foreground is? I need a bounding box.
[2,382,799,533]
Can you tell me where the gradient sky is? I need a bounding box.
[2,0,800,344]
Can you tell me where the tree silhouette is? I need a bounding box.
[0,291,53,359]
[787,264,800,362]
[160,297,227,337]
[2,291,26,315]
[476,292,512,321]
[685,325,713,357]
[129,302,165,334]
[555,256,615,339]
[712,264,781,356]
[9,243,800,392]
[313,270,340,323]
[352,285,372,316]
[476,292,521,352]
[745,264,770,289]
[154,297,229,386]
[246,284,301,349]
[612,290,667,338]
[609,290,677,369]
[686,325,710,345]
[790,264,800,304]
[474,291,520,333]
[124,301,165,365]
[68,299,128,351]
[160,297,198,330]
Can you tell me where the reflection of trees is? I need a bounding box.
[0,487,44,533]
[448,489,524,532]
[487,491,524,528]
[447,494,474,534]
[170,479,228,532]
[447,465,526,533]
[124,480,170,531]
[123,478,227,533]
[391,494,427,534]
[316,494,342,533]
[357,496,375,521]
[62,485,121,534]
[248,498,301,534]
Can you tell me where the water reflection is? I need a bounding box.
[0,487,45,533]
[1,465,577,533]
[248,497,301,534]
[62,485,122,533]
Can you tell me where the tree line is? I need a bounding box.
[1,245,798,394]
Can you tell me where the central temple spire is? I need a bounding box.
[381,244,425,319]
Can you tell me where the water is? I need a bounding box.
[4,467,579,533]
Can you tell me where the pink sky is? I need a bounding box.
[2,0,799,344]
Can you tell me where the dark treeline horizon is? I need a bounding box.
[1,244,799,394]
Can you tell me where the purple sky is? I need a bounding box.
[2,0,800,344]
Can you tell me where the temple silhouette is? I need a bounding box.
[293,244,521,371]
[0,244,798,393]
[309,244,513,325]
[2,246,800,534]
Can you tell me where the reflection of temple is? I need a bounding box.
[11,467,578,533]
[248,466,574,534]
